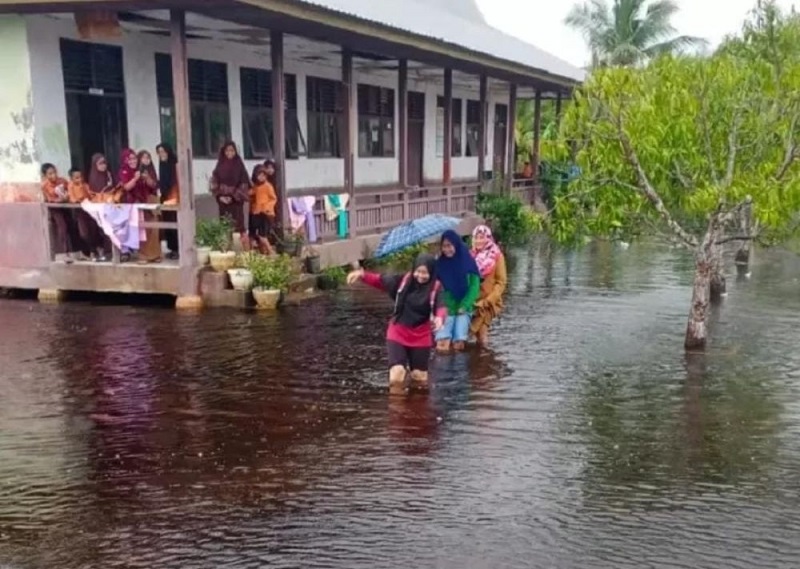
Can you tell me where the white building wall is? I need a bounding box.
[24,14,507,196]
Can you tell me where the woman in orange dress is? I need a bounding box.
[469,225,508,347]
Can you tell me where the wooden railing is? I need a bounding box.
[297,181,481,242]
[44,202,179,264]
[511,178,537,204]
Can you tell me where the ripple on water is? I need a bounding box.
[1,243,800,568]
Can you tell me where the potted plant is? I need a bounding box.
[205,217,236,272]
[304,245,321,274]
[317,265,346,291]
[195,219,215,266]
[281,232,304,257]
[228,252,256,291]
[249,254,293,310]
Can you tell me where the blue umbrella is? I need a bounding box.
[374,214,461,258]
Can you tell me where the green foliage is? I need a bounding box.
[476,193,542,245]
[565,0,707,68]
[321,265,347,284]
[244,253,293,291]
[364,242,431,270]
[196,217,233,251]
[548,1,800,248]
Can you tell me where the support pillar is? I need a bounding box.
[478,74,487,184]
[170,9,200,307]
[505,83,517,193]
[398,59,408,187]
[532,90,542,182]
[271,31,289,239]
[443,68,453,184]
[555,92,563,127]
[342,48,356,237]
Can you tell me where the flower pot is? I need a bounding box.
[196,246,211,266]
[209,250,236,272]
[305,255,321,274]
[317,274,340,291]
[227,268,253,291]
[252,287,281,310]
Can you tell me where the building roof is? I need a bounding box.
[293,0,585,84]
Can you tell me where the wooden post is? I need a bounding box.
[398,59,409,220]
[270,31,288,239]
[478,74,487,184]
[170,9,197,299]
[443,68,453,185]
[555,92,563,126]
[532,89,542,183]
[505,83,517,193]
[342,48,355,237]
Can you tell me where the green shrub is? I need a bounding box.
[476,193,539,245]
[246,254,293,291]
[196,217,233,251]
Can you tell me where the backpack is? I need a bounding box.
[394,272,441,321]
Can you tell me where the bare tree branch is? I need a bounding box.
[672,160,693,190]
[776,109,800,181]
[613,115,699,249]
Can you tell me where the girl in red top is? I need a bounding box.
[347,253,446,393]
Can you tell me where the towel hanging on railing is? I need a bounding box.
[324,193,349,238]
[288,196,318,243]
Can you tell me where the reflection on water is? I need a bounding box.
[1,242,800,568]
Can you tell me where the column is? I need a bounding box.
[342,48,355,237]
[443,68,453,185]
[532,89,542,183]
[478,74,487,183]
[505,83,517,193]
[170,9,197,298]
[398,59,408,187]
[270,31,288,238]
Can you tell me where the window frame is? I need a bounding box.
[306,76,344,159]
[436,96,463,158]
[465,99,481,158]
[356,83,395,158]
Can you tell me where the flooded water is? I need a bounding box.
[1,241,800,569]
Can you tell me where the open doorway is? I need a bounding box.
[61,39,129,174]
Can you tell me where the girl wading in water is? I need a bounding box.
[469,225,507,347]
[435,229,481,352]
[347,254,446,393]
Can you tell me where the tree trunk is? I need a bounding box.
[709,246,726,304]
[685,252,712,350]
[735,201,754,276]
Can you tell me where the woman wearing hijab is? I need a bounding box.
[87,153,119,203]
[469,225,507,347]
[347,254,446,393]
[435,229,481,352]
[135,150,162,263]
[210,141,250,251]
[156,143,179,259]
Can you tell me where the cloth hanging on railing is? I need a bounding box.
[324,193,349,238]
[288,196,318,243]
[81,202,141,251]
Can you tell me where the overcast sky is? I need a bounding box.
[476,0,797,68]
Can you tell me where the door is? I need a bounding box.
[61,39,129,174]
[493,103,508,176]
[407,91,425,187]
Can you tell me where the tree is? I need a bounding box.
[565,0,706,67]
[548,1,800,350]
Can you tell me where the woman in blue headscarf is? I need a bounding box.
[435,229,481,352]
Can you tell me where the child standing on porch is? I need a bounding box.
[249,163,277,256]
[347,254,446,393]
[68,167,105,261]
[40,163,74,262]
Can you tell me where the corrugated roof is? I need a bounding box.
[293,0,585,84]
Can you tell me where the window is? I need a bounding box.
[306,76,344,158]
[155,54,231,158]
[240,67,305,160]
[436,96,462,157]
[357,84,394,157]
[466,100,481,157]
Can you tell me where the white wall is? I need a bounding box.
[24,14,508,196]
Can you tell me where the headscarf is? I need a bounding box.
[87,153,114,194]
[251,163,268,185]
[212,141,250,199]
[436,229,479,301]
[156,142,177,195]
[117,148,138,184]
[471,224,502,278]
[389,253,438,328]
[137,150,158,183]
[263,158,277,185]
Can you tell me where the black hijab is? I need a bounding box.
[156,142,177,194]
[387,253,438,328]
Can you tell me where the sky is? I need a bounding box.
[476,0,797,68]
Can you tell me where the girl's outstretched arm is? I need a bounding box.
[346,269,403,299]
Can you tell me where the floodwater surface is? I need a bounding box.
[1,241,800,569]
